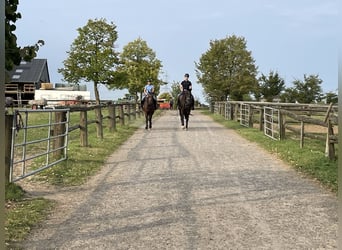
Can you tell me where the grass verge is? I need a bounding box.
[5,183,55,247]
[203,110,337,194]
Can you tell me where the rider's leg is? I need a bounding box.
[191,94,195,110]
[141,97,144,108]
[154,97,157,109]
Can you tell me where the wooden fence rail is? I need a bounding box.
[55,102,142,148]
[5,102,143,182]
[214,101,338,160]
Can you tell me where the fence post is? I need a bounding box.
[300,121,304,148]
[120,105,125,125]
[95,106,103,139]
[248,105,253,127]
[325,119,335,160]
[259,107,264,131]
[108,104,116,132]
[133,104,137,120]
[234,103,239,121]
[127,104,131,121]
[80,110,88,146]
[279,112,285,140]
[5,114,13,184]
[53,111,67,158]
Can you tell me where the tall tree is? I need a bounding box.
[5,0,43,76]
[58,18,122,105]
[120,37,162,102]
[292,74,323,103]
[195,35,258,102]
[258,70,285,102]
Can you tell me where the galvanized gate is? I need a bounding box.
[264,107,280,140]
[10,109,70,182]
[240,103,250,127]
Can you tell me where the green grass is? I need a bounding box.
[203,110,338,193]
[5,182,55,247]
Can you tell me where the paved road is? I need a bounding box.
[21,110,337,249]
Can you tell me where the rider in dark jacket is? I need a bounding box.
[178,73,195,110]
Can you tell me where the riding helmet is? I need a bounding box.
[184,73,189,77]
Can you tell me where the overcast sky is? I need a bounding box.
[15,0,339,102]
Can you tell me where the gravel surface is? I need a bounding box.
[19,110,337,249]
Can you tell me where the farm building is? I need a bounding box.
[6,59,90,107]
[5,59,50,105]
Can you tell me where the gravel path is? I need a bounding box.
[19,110,337,249]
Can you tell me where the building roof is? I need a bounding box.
[7,59,50,83]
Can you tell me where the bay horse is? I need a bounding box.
[142,94,156,130]
[178,90,192,130]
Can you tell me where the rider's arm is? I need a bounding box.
[179,82,184,91]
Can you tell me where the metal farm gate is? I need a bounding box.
[10,109,70,182]
[240,103,250,127]
[264,107,280,140]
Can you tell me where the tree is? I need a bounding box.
[195,35,258,102]
[324,91,338,104]
[258,70,285,102]
[120,37,162,102]
[5,0,43,76]
[291,74,323,103]
[170,81,181,105]
[58,18,123,105]
[158,92,172,101]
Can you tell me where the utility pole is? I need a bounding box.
[1,0,6,248]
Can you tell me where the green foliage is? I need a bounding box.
[120,37,162,100]
[282,74,323,103]
[195,35,258,102]
[5,0,44,74]
[324,91,338,104]
[257,70,285,101]
[58,18,122,104]
[170,81,181,100]
[158,92,172,101]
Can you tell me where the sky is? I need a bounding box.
[15,0,339,103]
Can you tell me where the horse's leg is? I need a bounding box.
[149,114,152,129]
[145,115,148,130]
[179,109,184,127]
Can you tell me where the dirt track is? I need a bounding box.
[19,110,337,249]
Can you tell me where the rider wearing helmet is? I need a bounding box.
[178,73,195,110]
[141,78,157,109]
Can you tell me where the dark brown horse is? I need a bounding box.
[142,94,156,130]
[178,90,192,130]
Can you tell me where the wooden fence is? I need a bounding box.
[5,102,143,182]
[52,102,143,149]
[214,101,338,160]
